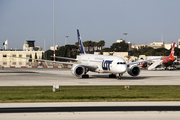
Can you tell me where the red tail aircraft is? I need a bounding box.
[161,42,176,67]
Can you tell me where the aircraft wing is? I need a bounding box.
[9,56,74,65]
[127,58,161,65]
[50,56,77,61]
[9,56,98,69]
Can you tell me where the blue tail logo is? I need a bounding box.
[77,29,86,55]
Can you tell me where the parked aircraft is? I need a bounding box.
[148,42,176,70]
[10,29,158,79]
[161,42,176,67]
[140,62,148,68]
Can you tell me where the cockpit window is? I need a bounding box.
[117,62,126,64]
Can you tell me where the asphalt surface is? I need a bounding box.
[1,68,180,120]
[1,106,180,113]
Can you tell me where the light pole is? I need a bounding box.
[65,36,69,45]
[123,33,128,42]
[53,0,56,61]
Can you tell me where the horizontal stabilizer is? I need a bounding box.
[50,56,77,61]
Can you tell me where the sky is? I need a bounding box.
[0,0,180,50]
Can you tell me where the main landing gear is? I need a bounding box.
[82,74,89,78]
[109,74,116,78]
[82,68,89,78]
[109,73,123,80]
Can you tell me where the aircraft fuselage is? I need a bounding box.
[161,56,176,67]
[77,54,127,74]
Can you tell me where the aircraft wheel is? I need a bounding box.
[109,75,112,78]
[117,77,122,80]
[82,74,89,78]
[113,74,116,78]
[86,74,89,78]
[117,73,122,80]
[109,74,116,78]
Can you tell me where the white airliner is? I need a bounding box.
[11,29,158,79]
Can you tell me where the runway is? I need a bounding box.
[1,68,180,119]
[0,68,180,86]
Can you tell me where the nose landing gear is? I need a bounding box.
[117,73,123,80]
[109,73,123,80]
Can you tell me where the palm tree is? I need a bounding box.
[98,40,105,52]
[91,41,97,53]
[87,41,92,52]
[75,42,79,48]
[83,41,88,52]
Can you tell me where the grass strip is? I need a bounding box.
[0,86,180,103]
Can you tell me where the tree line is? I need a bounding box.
[75,40,105,53]
[43,40,106,60]
[43,40,180,60]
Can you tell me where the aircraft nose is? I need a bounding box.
[120,65,127,73]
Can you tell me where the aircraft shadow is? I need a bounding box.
[91,75,150,80]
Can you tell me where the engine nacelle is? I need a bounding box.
[127,65,140,76]
[71,65,85,77]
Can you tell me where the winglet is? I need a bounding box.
[77,29,86,55]
[170,42,175,57]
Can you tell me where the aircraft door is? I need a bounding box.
[110,61,113,69]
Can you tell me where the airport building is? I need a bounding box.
[131,42,165,50]
[0,51,43,67]
[50,45,59,50]
[0,40,44,67]
[149,42,164,49]
[131,44,147,50]
[178,39,180,49]
[164,44,173,50]
[131,41,177,50]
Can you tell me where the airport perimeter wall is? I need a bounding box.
[1,65,71,69]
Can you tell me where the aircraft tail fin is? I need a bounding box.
[77,29,86,55]
[170,42,175,57]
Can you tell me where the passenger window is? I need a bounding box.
[3,55,7,57]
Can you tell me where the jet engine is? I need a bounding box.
[71,65,85,77]
[127,65,140,76]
